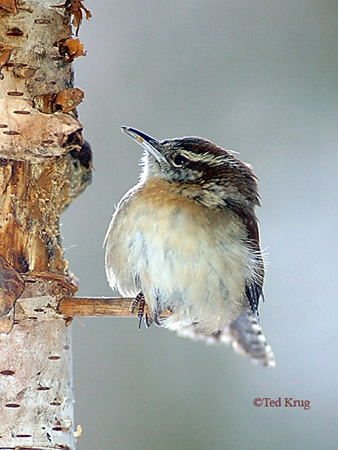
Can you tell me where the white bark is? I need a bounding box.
[0,276,78,448]
[0,320,74,449]
[0,1,91,448]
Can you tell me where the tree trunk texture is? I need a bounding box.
[0,1,92,448]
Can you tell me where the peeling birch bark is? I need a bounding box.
[1,321,74,448]
[0,1,92,448]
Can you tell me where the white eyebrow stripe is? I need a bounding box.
[179,151,237,167]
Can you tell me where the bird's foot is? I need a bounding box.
[131,292,146,329]
[131,292,162,329]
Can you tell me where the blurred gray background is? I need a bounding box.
[61,1,338,449]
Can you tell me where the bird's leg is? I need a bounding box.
[131,292,164,329]
[131,292,142,314]
[131,291,147,329]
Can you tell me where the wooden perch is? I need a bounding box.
[58,296,171,319]
[59,296,136,317]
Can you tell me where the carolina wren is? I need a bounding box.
[105,127,275,367]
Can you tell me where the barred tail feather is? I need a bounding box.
[176,310,275,368]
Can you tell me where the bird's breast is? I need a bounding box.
[106,178,255,333]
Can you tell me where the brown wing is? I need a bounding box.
[227,202,264,314]
[244,210,264,314]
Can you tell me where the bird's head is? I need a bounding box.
[121,126,260,210]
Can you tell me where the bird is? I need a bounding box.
[104,127,275,367]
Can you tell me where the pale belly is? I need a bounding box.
[105,182,256,334]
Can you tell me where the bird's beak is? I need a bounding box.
[121,126,167,164]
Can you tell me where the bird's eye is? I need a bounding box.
[173,154,188,167]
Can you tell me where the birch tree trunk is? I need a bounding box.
[0,1,92,448]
